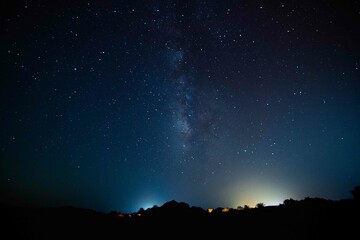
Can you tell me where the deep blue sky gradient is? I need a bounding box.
[1,0,360,213]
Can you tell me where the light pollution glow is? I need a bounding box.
[133,179,295,213]
[227,179,296,208]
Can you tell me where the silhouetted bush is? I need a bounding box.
[351,185,360,201]
[283,198,296,206]
[256,203,265,208]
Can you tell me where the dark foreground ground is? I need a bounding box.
[1,198,359,239]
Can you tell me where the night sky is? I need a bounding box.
[1,0,360,213]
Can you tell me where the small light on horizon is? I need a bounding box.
[222,208,230,212]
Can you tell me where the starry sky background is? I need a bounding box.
[1,0,360,213]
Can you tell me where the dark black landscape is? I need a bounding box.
[2,186,359,239]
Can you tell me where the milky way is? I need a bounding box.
[1,0,360,212]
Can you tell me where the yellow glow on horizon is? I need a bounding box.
[228,179,294,209]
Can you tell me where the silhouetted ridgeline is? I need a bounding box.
[1,193,359,239]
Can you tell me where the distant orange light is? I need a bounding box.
[207,208,214,213]
[118,213,124,218]
[137,213,142,217]
[222,208,230,212]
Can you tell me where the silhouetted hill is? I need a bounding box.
[1,197,359,239]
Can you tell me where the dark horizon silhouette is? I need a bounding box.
[1,185,359,239]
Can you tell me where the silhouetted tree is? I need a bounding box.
[237,206,244,210]
[243,205,250,210]
[256,203,265,208]
[351,185,360,201]
[213,207,224,214]
[283,198,296,206]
